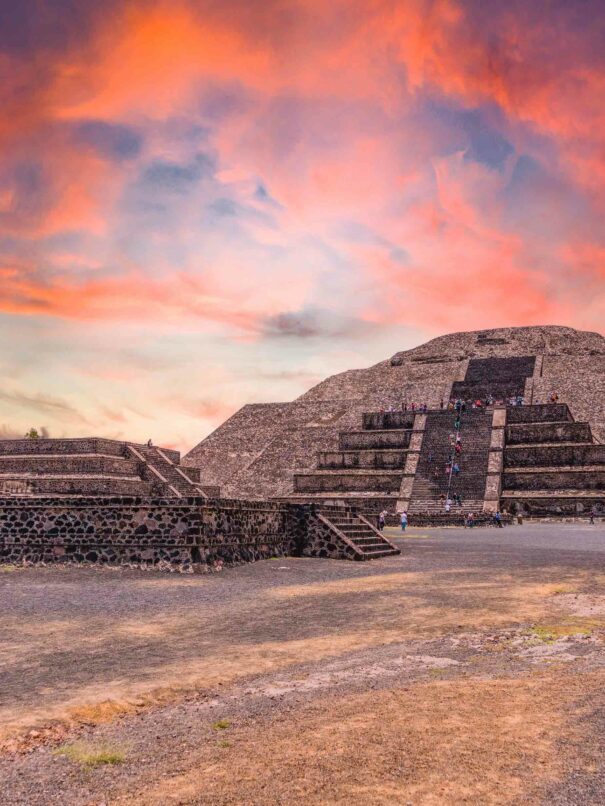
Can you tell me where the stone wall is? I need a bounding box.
[500,496,605,517]
[0,497,299,573]
[318,450,408,469]
[506,404,571,424]
[503,470,605,491]
[294,471,403,493]
[340,430,412,450]
[0,456,139,475]
[506,422,593,445]
[504,444,605,467]
[0,497,399,572]
[0,476,154,497]
[362,412,415,430]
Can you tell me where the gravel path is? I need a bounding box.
[2,521,605,804]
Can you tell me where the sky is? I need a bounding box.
[1,0,605,451]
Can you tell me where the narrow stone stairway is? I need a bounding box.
[408,409,492,515]
[319,507,400,558]
[127,445,205,497]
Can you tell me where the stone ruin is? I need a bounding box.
[185,326,605,520]
[0,497,399,571]
[0,437,218,499]
[1,325,604,573]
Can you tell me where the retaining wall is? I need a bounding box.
[505,422,592,445]
[0,497,301,573]
[0,496,383,572]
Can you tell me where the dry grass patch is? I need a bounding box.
[55,741,125,767]
[120,671,600,806]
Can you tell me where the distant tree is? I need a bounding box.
[25,428,40,439]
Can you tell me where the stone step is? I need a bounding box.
[357,547,400,557]
[504,470,605,491]
[501,489,605,498]
[350,540,391,550]
[345,535,384,544]
[505,465,605,474]
[0,456,139,476]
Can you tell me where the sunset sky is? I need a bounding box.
[1,0,604,450]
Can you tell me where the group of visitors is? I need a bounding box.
[441,400,466,512]
[402,402,428,412]
[381,390,563,414]
[378,509,408,532]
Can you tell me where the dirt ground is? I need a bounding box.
[2,522,605,804]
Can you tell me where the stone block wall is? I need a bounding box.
[504,444,605,468]
[318,450,408,469]
[0,477,154,497]
[500,496,605,517]
[0,497,398,572]
[506,404,571,424]
[294,471,403,493]
[362,412,415,430]
[0,456,139,475]
[340,430,412,450]
[503,470,605,491]
[0,497,299,573]
[505,422,593,445]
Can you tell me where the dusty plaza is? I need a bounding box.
[1,521,605,804]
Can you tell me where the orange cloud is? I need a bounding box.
[0,267,264,333]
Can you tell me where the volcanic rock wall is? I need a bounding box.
[0,497,396,571]
[0,497,299,572]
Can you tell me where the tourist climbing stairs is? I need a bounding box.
[408,409,492,515]
[318,506,400,559]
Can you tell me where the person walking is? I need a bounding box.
[494,510,503,528]
[378,509,388,531]
[400,511,408,532]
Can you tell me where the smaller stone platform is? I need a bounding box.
[0,438,212,498]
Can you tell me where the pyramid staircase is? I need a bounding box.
[127,444,207,498]
[407,409,492,516]
[315,506,400,559]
